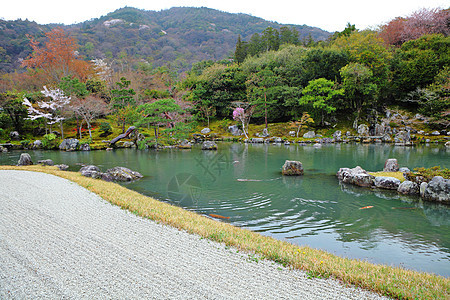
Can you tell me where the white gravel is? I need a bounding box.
[0,170,389,299]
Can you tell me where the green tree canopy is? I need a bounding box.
[299,78,344,125]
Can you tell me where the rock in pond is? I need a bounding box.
[357,124,369,136]
[106,166,143,182]
[282,160,304,176]
[17,153,33,166]
[374,176,401,190]
[303,131,315,139]
[422,176,450,204]
[332,130,341,141]
[59,138,79,151]
[383,158,399,172]
[201,141,217,150]
[178,140,192,149]
[397,180,419,195]
[251,138,265,143]
[79,165,102,178]
[80,143,91,151]
[336,166,374,187]
[37,159,54,166]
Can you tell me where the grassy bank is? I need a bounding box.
[1,165,449,299]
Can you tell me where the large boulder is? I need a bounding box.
[397,181,419,195]
[422,176,450,204]
[420,182,428,198]
[79,165,102,178]
[201,141,217,150]
[201,128,211,134]
[228,125,241,136]
[357,124,369,136]
[250,138,265,143]
[80,143,91,151]
[282,160,304,176]
[106,167,143,182]
[352,173,375,187]
[17,153,33,166]
[59,138,79,151]
[261,128,270,137]
[374,123,385,136]
[332,130,341,142]
[337,166,374,187]
[383,158,399,172]
[0,145,7,153]
[9,131,20,141]
[381,134,392,142]
[32,140,43,149]
[303,131,315,139]
[395,130,411,144]
[273,137,283,143]
[289,131,296,137]
[374,176,401,190]
[178,139,192,149]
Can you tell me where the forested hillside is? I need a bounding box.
[0,6,330,73]
[0,7,448,149]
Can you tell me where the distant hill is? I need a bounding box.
[0,7,330,73]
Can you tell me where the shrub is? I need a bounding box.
[42,133,58,149]
[99,122,112,137]
[20,140,31,149]
[406,166,450,182]
[218,119,232,131]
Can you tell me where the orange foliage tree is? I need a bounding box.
[21,27,93,83]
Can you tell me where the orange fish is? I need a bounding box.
[359,206,374,210]
[209,214,230,219]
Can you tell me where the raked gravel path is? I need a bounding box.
[0,170,389,299]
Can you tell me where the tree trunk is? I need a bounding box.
[154,126,159,149]
[264,90,268,129]
[60,120,64,139]
[241,120,249,139]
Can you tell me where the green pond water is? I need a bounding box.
[1,143,449,277]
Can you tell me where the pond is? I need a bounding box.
[1,143,449,277]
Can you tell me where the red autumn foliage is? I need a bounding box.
[21,27,93,83]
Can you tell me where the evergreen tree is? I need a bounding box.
[234,35,248,64]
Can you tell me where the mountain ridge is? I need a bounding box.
[0,6,330,73]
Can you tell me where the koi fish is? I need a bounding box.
[209,214,230,219]
[359,206,374,210]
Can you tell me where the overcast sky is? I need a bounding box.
[1,0,448,32]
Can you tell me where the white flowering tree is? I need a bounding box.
[232,106,254,139]
[23,86,71,138]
